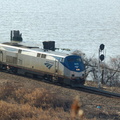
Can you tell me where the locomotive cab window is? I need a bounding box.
[64,55,85,72]
[67,58,81,62]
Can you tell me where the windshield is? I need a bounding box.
[64,55,85,72]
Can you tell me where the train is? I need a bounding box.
[0,42,85,86]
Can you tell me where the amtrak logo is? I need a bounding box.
[44,62,53,69]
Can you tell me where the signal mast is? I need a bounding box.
[98,44,105,88]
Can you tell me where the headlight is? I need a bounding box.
[72,74,75,77]
[76,68,80,71]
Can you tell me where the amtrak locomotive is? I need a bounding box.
[0,42,85,86]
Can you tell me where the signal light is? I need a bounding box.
[99,54,104,61]
[99,44,105,61]
[99,44,105,51]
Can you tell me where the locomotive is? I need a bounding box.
[0,42,85,86]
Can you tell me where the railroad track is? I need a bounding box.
[49,81,120,98]
[75,85,120,98]
[1,70,120,98]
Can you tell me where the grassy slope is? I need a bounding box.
[0,72,120,120]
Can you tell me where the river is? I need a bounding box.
[0,0,120,60]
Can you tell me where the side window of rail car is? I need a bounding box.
[41,54,46,58]
[18,49,22,53]
[37,53,41,57]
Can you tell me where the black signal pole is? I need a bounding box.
[98,44,105,88]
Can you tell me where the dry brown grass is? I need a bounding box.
[0,80,119,120]
[0,82,71,120]
[0,100,38,120]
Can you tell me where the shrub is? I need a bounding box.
[0,100,38,120]
[0,82,71,120]
[0,82,71,110]
[0,82,16,101]
[24,88,71,110]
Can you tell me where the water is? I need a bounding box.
[0,0,120,60]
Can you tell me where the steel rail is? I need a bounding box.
[77,85,120,98]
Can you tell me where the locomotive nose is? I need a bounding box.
[71,72,85,79]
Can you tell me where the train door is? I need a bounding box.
[0,51,3,62]
[52,60,59,82]
[55,60,59,75]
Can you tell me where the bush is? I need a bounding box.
[0,100,38,120]
[23,88,70,109]
[0,82,71,120]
